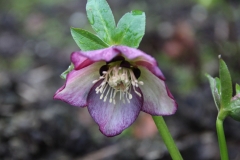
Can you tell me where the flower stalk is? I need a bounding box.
[152,116,183,160]
[216,111,229,160]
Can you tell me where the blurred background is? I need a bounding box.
[1,0,240,159]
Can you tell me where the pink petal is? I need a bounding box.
[87,80,143,137]
[78,46,165,80]
[138,67,177,115]
[114,46,165,80]
[77,46,119,62]
[71,51,94,70]
[54,62,105,107]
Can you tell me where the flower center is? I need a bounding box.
[92,62,143,104]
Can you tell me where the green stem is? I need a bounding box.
[152,116,183,160]
[216,117,229,160]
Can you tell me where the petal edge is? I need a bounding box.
[54,62,105,107]
[87,80,143,136]
[139,67,177,115]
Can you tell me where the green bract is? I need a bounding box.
[206,74,221,110]
[113,10,145,48]
[71,0,145,51]
[206,58,232,111]
[219,59,232,109]
[207,57,240,121]
[229,84,240,121]
[71,28,109,51]
[229,97,240,121]
[86,0,116,44]
[236,84,240,94]
[61,63,74,79]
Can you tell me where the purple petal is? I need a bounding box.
[71,52,94,70]
[77,46,119,62]
[87,80,143,137]
[78,46,165,80]
[139,67,177,115]
[54,62,105,107]
[114,46,166,80]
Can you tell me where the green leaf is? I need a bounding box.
[229,97,240,121]
[71,28,109,51]
[219,58,232,109]
[113,10,145,48]
[206,74,221,110]
[86,0,115,44]
[236,83,240,94]
[215,77,221,95]
[60,63,74,79]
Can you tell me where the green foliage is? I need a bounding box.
[206,58,240,121]
[71,28,109,51]
[236,84,240,94]
[229,97,240,121]
[113,10,145,48]
[83,0,145,48]
[86,0,116,44]
[60,63,74,79]
[219,59,232,109]
[228,84,240,121]
[206,74,221,110]
[197,0,224,9]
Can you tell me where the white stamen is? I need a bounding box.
[92,80,98,84]
[139,81,144,85]
[93,63,144,104]
[128,93,133,99]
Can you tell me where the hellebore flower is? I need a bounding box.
[54,45,177,136]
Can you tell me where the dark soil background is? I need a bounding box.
[1,0,240,159]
